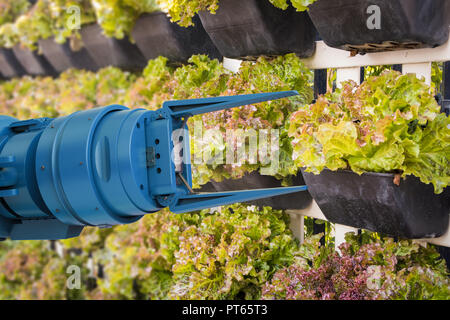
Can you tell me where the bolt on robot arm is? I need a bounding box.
[0,91,307,240]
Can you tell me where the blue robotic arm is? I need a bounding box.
[0,91,307,240]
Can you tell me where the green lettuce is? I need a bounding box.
[0,0,160,49]
[289,70,449,193]
[262,232,450,300]
[91,0,160,39]
[0,240,90,299]
[158,0,317,27]
[71,204,298,300]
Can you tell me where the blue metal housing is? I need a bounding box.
[0,91,307,240]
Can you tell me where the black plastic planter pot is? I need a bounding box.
[81,24,147,70]
[301,169,450,238]
[198,0,316,59]
[12,45,56,76]
[38,38,98,73]
[200,171,312,210]
[308,0,450,53]
[131,12,221,62]
[0,48,26,78]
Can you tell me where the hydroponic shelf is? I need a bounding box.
[224,29,450,250]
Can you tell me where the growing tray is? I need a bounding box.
[131,12,221,62]
[198,0,316,59]
[0,48,26,78]
[200,171,312,210]
[38,38,98,73]
[301,169,450,238]
[81,23,147,70]
[12,45,56,76]
[308,0,450,53]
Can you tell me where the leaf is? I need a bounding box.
[289,70,449,194]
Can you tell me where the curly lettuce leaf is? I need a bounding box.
[289,70,449,193]
[269,0,317,11]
